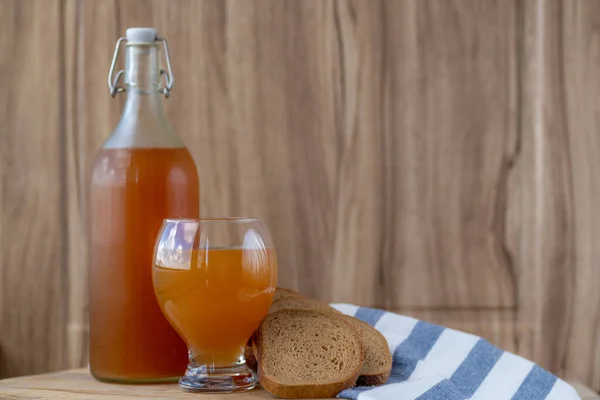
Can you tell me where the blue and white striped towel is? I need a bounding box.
[331,304,580,400]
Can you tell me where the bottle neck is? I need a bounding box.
[125,44,161,93]
[122,43,164,116]
[104,44,182,148]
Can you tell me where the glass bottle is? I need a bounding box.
[89,28,199,383]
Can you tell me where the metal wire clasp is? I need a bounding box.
[157,37,174,98]
[107,36,174,98]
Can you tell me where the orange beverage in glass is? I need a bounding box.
[153,218,277,393]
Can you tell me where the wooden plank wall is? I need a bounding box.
[0,0,66,377]
[0,0,599,391]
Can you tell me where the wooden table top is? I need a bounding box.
[0,369,598,399]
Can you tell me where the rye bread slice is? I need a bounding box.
[254,310,364,398]
[245,338,258,371]
[272,287,306,303]
[247,288,330,370]
[269,296,341,315]
[342,316,392,386]
[246,288,312,369]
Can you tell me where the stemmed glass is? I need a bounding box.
[153,218,278,392]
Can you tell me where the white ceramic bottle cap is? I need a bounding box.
[126,27,158,44]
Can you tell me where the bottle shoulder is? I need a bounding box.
[102,121,185,149]
[91,147,198,186]
[104,91,184,148]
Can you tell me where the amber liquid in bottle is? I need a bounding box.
[89,29,199,382]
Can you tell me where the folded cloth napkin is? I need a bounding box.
[331,304,581,400]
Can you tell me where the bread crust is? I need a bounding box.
[341,316,392,387]
[245,339,257,372]
[272,287,306,304]
[356,370,391,387]
[269,296,341,315]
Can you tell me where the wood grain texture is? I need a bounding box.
[0,0,66,377]
[516,0,600,390]
[366,0,519,309]
[0,0,599,393]
[0,369,598,399]
[70,0,518,308]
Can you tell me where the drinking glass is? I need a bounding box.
[153,218,278,392]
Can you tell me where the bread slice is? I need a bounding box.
[247,288,333,371]
[245,339,257,371]
[272,287,306,303]
[269,296,341,315]
[342,316,392,386]
[254,310,364,398]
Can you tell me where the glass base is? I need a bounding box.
[179,362,256,393]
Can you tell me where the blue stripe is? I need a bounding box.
[355,307,386,326]
[450,339,503,396]
[511,365,557,400]
[387,321,444,383]
[337,386,370,399]
[416,379,466,400]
